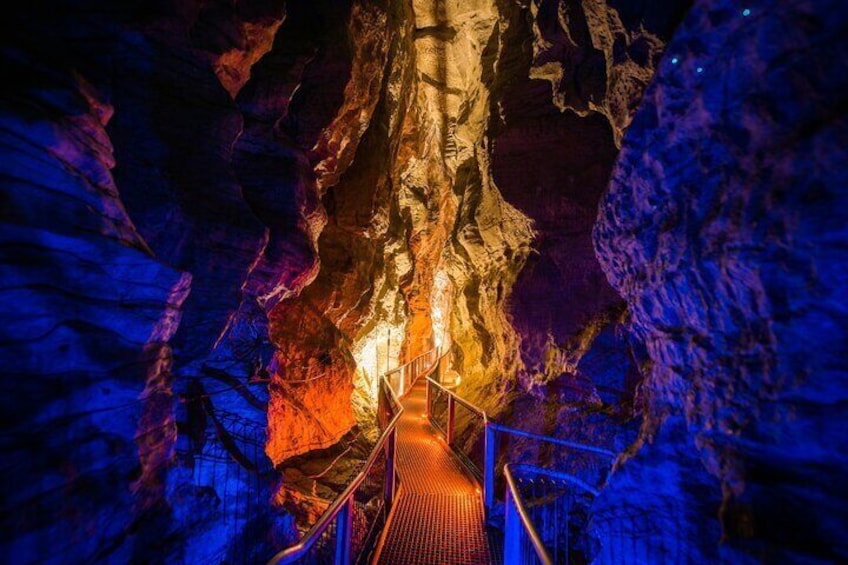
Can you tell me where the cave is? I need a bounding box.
[2,0,846,563]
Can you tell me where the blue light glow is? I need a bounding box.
[696,67,704,73]
[671,57,679,65]
[743,8,751,16]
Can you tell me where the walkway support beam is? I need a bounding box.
[504,481,521,564]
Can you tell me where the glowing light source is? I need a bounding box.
[351,316,405,434]
[696,66,704,73]
[671,57,679,65]
[431,270,452,350]
[442,369,462,389]
[742,8,751,16]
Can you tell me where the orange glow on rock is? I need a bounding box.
[266,301,356,465]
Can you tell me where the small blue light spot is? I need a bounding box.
[742,8,751,16]
[696,66,704,73]
[671,57,679,65]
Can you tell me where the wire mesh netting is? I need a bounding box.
[509,466,597,565]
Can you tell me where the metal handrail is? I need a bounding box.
[267,347,440,565]
[488,422,616,458]
[426,376,488,419]
[383,347,442,401]
[504,464,600,564]
[268,399,400,564]
[384,347,438,378]
[508,463,600,497]
[425,376,615,513]
[425,378,613,457]
[504,464,554,565]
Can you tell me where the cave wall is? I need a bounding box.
[457,0,691,451]
[0,0,691,558]
[398,0,689,426]
[593,0,848,561]
[399,0,536,415]
[0,0,379,561]
[0,50,190,562]
[4,0,845,562]
[2,0,474,559]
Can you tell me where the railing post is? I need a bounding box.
[446,395,456,445]
[484,422,496,517]
[399,367,405,397]
[384,427,396,508]
[334,498,353,565]
[425,379,431,419]
[377,382,385,429]
[504,482,521,564]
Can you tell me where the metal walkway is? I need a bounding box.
[374,378,494,565]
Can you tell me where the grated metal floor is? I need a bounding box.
[375,379,494,564]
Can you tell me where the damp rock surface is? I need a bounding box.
[594,0,848,560]
[2,0,846,562]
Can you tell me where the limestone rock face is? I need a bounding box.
[192,0,287,98]
[0,53,190,563]
[396,0,539,418]
[527,0,690,146]
[264,0,414,464]
[5,0,845,561]
[479,0,687,446]
[594,0,848,560]
[0,0,349,561]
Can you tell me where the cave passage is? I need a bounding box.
[2,0,847,564]
[374,369,492,564]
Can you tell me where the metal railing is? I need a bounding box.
[587,505,682,564]
[383,347,441,399]
[425,367,616,565]
[425,376,614,516]
[505,464,599,565]
[268,347,440,565]
[426,375,487,481]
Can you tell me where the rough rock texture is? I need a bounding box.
[403,0,536,416]
[594,0,848,561]
[474,0,689,447]
[263,0,424,469]
[0,55,190,563]
[5,0,845,562]
[527,0,690,146]
[0,0,356,561]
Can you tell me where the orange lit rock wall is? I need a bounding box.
[266,0,687,464]
[405,0,536,416]
[265,0,453,462]
[264,0,401,464]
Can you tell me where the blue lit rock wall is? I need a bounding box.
[0,53,190,563]
[486,0,690,451]
[593,0,848,561]
[0,0,371,562]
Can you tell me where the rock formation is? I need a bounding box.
[594,0,848,561]
[2,0,846,562]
